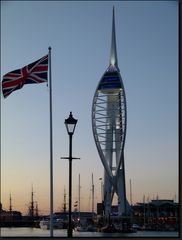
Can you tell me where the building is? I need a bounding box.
[92,7,129,217]
[97,203,119,216]
[132,199,179,230]
[0,202,22,227]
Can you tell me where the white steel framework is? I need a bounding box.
[92,7,129,216]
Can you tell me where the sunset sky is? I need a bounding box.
[1,1,178,215]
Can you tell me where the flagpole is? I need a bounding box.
[48,46,54,237]
[0,81,2,239]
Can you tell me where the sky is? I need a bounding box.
[1,1,179,215]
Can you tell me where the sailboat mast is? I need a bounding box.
[35,202,39,217]
[9,193,12,212]
[92,173,94,216]
[143,195,146,226]
[63,186,67,213]
[130,179,133,206]
[30,185,34,217]
[78,174,80,213]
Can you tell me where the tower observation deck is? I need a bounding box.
[92,7,130,217]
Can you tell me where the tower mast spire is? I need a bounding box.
[92,6,129,217]
[110,6,118,68]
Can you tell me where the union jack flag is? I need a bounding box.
[2,54,48,98]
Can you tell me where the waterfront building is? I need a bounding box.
[0,202,22,227]
[132,199,179,230]
[92,7,129,217]
[97,199,179,231]
[0,210,22,223]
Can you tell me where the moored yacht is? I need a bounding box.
[39,213,67,230]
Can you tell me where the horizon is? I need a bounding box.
[1,188,179,216]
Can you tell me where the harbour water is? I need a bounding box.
[0,227,179,238]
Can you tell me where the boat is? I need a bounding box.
[132,223,141,230]
[101,223,137,233]
[74,224,88,232]
[39,216,64,230]
[74,224,97,232]
[87,224,98,232]
[74,174,98,233]
[101,223,117,233]
[40,188,69,230]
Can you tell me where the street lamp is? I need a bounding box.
[65,112,77,136]
[64,112,77,238]
[99,177,104,217]
[99,178,103,203]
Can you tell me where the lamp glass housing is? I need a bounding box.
[65,112,77,135]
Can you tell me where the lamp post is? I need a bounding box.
[99,178,103,203]
[63,112,78,238]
